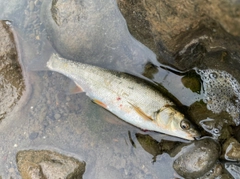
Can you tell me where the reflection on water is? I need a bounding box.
[0,0,235,178]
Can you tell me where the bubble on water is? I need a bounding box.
[212,128,220,135]
[209,72,218,79]
[196,69,240,125]
[200,118,222,138]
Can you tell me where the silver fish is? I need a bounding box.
[46,53,200,140]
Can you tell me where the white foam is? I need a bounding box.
[196,69,240,125]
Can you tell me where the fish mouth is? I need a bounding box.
[187,122,201,140]
[193,132,203,140]
[184,128,201,140]
[190,130,201,140]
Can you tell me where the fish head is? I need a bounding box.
[155,106,200,140]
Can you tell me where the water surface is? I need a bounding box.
[0,0,204,178]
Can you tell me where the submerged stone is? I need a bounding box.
[188,101,233,141]
[16,150,86,179]
[222,137,240,161]
[0,20,25,120]
[225,163,240,179]
[135,133,163,162]
[181,73,201,93]
[200,163,233,179]
[136,134,222,178]
[173,138,220,178]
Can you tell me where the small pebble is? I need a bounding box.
[29,1,35,12]
[8,168,15,173]
[54,113,61,120]
[66,96,71,101]
[29,132,39,140]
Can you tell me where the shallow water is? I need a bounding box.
[0,0,216,178]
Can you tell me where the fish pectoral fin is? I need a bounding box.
[92,99,108,109]
[67,81,84,94]
[128,102,153,121]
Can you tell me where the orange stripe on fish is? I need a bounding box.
[92,99,108,109]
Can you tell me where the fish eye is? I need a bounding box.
[180,120,190,130]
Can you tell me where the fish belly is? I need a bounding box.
[82,72,172,134]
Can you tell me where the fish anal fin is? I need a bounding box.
[128,102,153,121]
[93,99,108,109]
[68,81,84,94]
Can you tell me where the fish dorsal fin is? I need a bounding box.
[128,102,153,121]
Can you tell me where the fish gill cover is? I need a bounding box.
[196,69,240,125]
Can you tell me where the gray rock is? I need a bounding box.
[54,113,61,120]
[173,138,220,179]
[29,132,39,140]
[225,163,240,179]
[0,20,25,120]
[16,150,85,179]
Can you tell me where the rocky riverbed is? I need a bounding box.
[0,0,240,178]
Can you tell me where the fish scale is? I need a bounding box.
[46,53,200,140]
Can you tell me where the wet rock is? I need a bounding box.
[16,150,85,179]
[135,133,162,161]
[0,20,25,120]
[117,0,157,57]
[136,133,187,159]
[136,134,222,177]
[199,163,222,179]
[232,125,240,143]
[117,0,240,61]
[181,72,201,93]
[162,18,240,71]
[225,163,240,179]
[222,137,240,161]
[173,138,220,178]
[188,101,233,141]
[200,163,233,179]
[40,0,158,74]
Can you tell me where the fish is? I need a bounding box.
[46,53,200,140]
